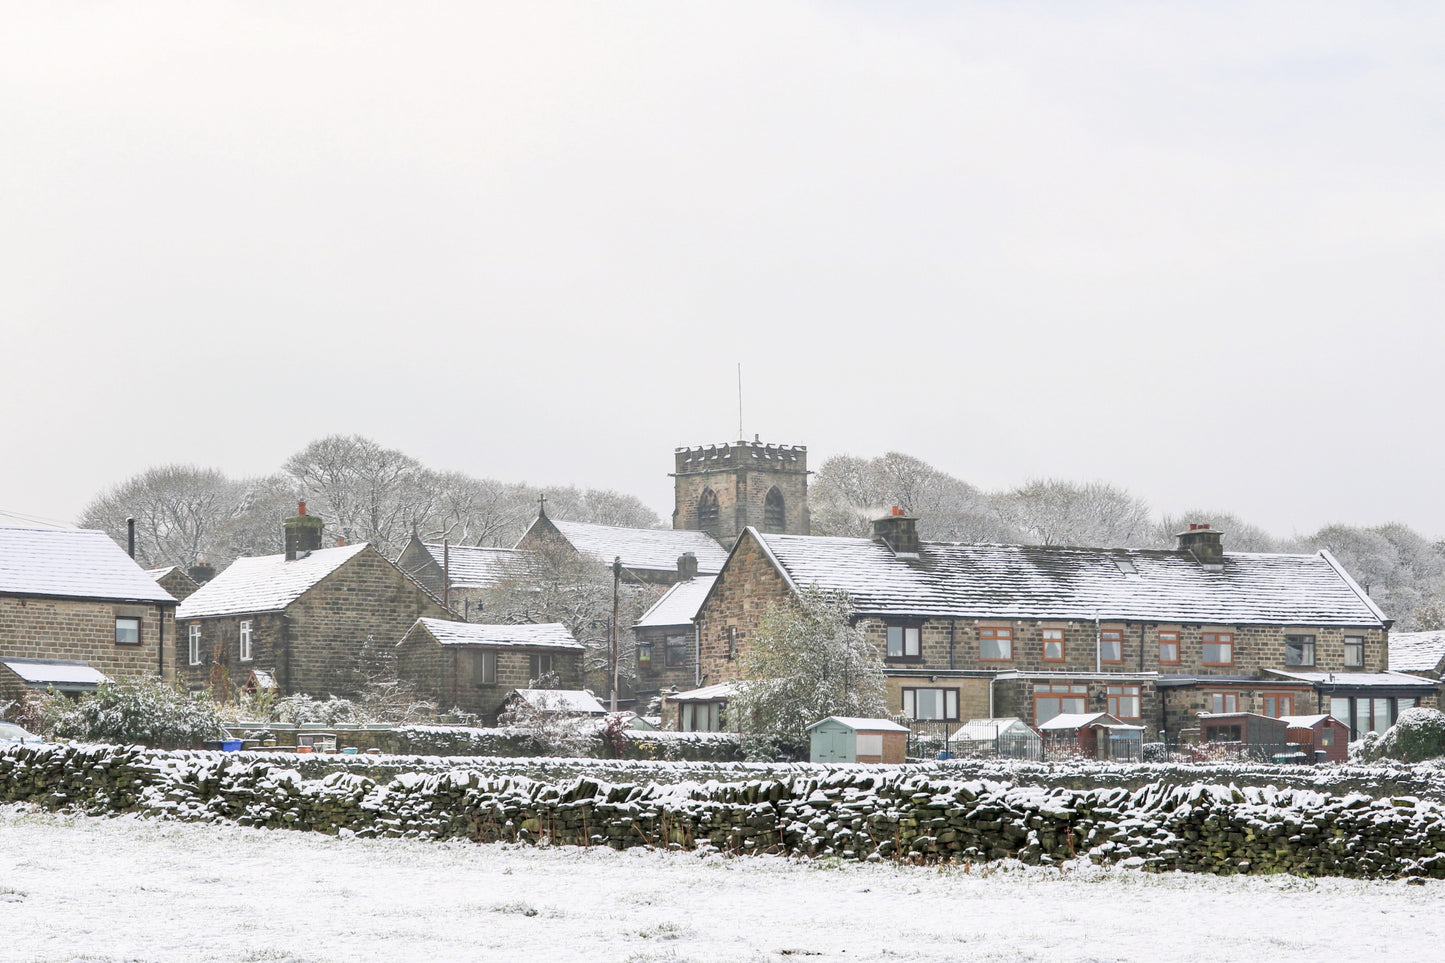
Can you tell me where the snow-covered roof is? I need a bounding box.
[806,716,910,733]
[416,543,537,588]
[951,717,1039,742]
[0,657,109,688]
[547,520,729,575]
[1388,630,1445,673]
[1265,669,1438,690]
[177,544,369,619]
[411,618,581,650]
[509,688,607,714]
[1037,712,1129,731]
[635,577,717,629]
[1278,714,1335,728]
[0,527,177,604]
[146,566,177,579]
[668,682,735,702]
[746,530,1389,627]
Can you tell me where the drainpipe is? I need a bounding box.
[1138,623,1145,672]
[948,621,956,671]
[157,605,165,678]
[1095,613,1102,673]
[693,622,701,687]
[989,673,999,717]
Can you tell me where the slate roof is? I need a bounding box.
[146,566,178,579]
[1038,712,1140,731]
[177,544,369,619]
[411,618,581,650]
[1388,631,1445,673]
[635,577,717,629]
[416,543,537,588]
[547,520,729,575]
[0,527,177,604]
[746,530,1389,627]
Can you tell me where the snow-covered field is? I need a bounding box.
[2,804,1440,963]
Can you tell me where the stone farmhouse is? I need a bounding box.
[0,527,178,703]
[693,513,1436,741]
[515,505,729,586]
[175,504,451,698]
[394,618,584,721]
[147,566,201,603]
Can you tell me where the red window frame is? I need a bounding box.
[1033,683,1088,723]
[1262,693,1300,718]
[1107,684,1142,720]
[1041,627,1065,662]
[979,626,1013,661]
[1158,630,1180,664]
[1208,691,1238,714]
[1202,632,1234,666]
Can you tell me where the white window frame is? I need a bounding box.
[1284,634,1315,667]
[239,620,253,662]
[1343,636,1364,668]
[115,616,140,647]
[188,625,202,666]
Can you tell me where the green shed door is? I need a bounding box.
[811,725,853,763]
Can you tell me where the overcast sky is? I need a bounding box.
[2,2,1442,540]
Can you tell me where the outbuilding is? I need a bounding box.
[1037,712,1144,761]
[950,717,1042,760]
[806,716,909,764]
[1280,714,1351,763]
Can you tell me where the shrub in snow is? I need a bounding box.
[1371,707,1445,763]
[46,679,226,749]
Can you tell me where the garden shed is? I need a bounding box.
[1198,711,1289,750]
[950,717,1041,759]
[806,716,908,764]
[1037,712,1144,761]
[1280,714,1350,763]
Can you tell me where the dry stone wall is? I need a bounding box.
[5,744,1445,879]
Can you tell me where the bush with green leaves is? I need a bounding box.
[42,679,226,749]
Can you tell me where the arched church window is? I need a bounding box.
[697,488,720,537]
[763,487,786,533]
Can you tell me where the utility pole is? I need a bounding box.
[610,556,622,712]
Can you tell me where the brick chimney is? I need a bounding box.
[676,552,699,580]
[284,501,325,561]
[872,506,921,558]
[1177,523,1224,569]
[187,560,216,585]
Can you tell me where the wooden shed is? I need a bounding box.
[1197,711,1289,748]
[1279,714,1350,763]
[806,717,909,764]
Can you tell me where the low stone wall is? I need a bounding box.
[4,743,1445,879]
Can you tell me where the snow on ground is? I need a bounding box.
[1,803,1441,963]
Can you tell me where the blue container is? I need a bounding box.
[220,739,243,752]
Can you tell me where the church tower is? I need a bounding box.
[672,438,810,544]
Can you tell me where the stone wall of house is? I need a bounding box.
[695,532,794,685]
[154,569,200,602]
[0,596,172,682]
[395,635,584,721]
[281,548,453,696]
[634,624,697,697]
[174,612,285,695]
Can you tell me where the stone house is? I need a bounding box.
[147,566,201,602]
[394,618,584,721]
[0,527,178,705]
[175,505,452,698]
[693,514,1435,742]
[515,506,729,587]
[393,537,536,621]
[632,575,716,702]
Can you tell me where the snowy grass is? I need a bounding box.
[1,803,1441,962]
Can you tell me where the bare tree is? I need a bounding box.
[1293,522,1445,629]
[541,486,662,529]
[998,478,1154,547]
[282,434,427,556]
[77,465,246,569]
[1155,510,1280,553]
[811,452,1019,542]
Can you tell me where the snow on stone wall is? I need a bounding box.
[4,743,1445,879]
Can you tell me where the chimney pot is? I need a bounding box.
[298,501,307,516]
